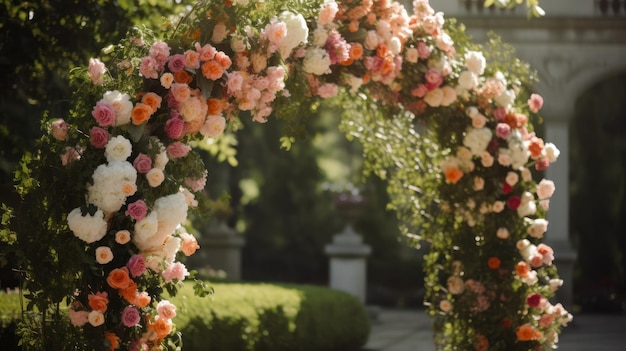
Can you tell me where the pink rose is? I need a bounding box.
[167,54,186,72]
[165,117,185,139]
[127,254,146,278]
[92,101,116,127]
[122,306,141,327]
[140,56,158,79]
[493,107,507,122]
[425,69,444,90]
[180,233,200,256]
[133,153,152,174]
[535,157,550,171]
[536,179,555,200]
[528,93,544,113]
[417,41,431,59]
[51,119,68,141]
[317,83,338,98]
[162,262,189,282]
[411,84,428,98]
[88,58,106,85]
[89,126,109,149]
[495,123,511,140]
[156,300,177,320]
[125,200,147,221]
[166,141,191,158]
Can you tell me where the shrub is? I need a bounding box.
[0,282,370,350]
[169,282,370,351]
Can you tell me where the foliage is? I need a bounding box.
[0,0,195,187]
[169,281,370,351]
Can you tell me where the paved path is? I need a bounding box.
[364,308,626,351]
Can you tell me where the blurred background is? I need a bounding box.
[1,0,624,314]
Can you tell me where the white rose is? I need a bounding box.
[536,179,556,200]
[279,11,309,57]
[364,30,379,50]
[505,171,519,186]
[440,86,457,106]
[527,218,549,238]
[423,88,444,107]
[463,127,492,156]
[303,47,331,75]
[67,207,107,244]
[495,89,516,108]
[492,201,505,213]
[465,51,486,75]
[544,142,560,162]
[105,135,132,162]
[146,168,165,187]
[312,27,329,47]
[458,71,478,91]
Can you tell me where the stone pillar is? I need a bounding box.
[194,220,245,280]
[544,119,577,309]
[325,225,371,303]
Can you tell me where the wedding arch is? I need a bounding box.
[1,0,572,350]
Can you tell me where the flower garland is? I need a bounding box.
[2,0,569,350]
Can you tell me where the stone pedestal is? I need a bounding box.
[325,225,371,303]
[193,220,245,281]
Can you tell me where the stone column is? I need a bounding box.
[193,220,245,280]
[325,225,371,303]
[544,119,577,309]
[324,192,371,303]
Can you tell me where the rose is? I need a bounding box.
[162,262,189,282]
[507,196,521,210]
[88,58,106,85]
[165,117,185,139]
[88,310,105,327]
[125,200,148,221]
[135,292,151,308]
[495,123,511,139]
[105,135,132,162]
[146,168,165,187]
[69,309,89,327]
[157,300,177,320]
[279,11,309,57]
[536,179,556,200]
[458,71,477,90]
[115,230,131,244]
[211,22,228,43]
[180,233,200,256]
[528,93,544,113]
[95,246,114,264]
[167,54,186,72]
[439,300,453,313]
[51,119,68,140]
[303,47,331,75]
[89,126,109,148]
[544,143,560,162]
[526,293,542,308]
[127,254,146,277]
[165,141,191,158]
[199,115,226,138]
[88,291,109,313]
[417,41,431,59]
[496,227,509,239]
[405,47,418,63]
[122,306,141,327]
[133,153,152,174]
[526,218,548,239]
[92,101,116,127]
[447,276,465,295]
[465,51,486,75]
[106,267,131,289]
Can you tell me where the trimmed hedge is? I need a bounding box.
[170,282,370,351]
[0,282,370,351]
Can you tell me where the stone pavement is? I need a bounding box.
[363,308,626,351]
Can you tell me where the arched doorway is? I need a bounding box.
[570,72,626,313]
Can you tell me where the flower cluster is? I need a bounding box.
[5,0,564,349]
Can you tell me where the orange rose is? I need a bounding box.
[120,280,138,304]
[104,331,120,350]
[107,267,131,289]
[350,43,363,60]
[131,103,152,125]
[141,92,163,113]
[206,98,223,116]
[135,291,151,308]
[516,323,536,341]
[201,60,224,81]
[148,317,172,340]
[87,292,109,313]
[527,136,544,159]
[487,257,501,270]
[515,261,530,278]
[445,167,463,184]
[174,70,193,84]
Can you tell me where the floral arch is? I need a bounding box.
[2,0,572,350]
